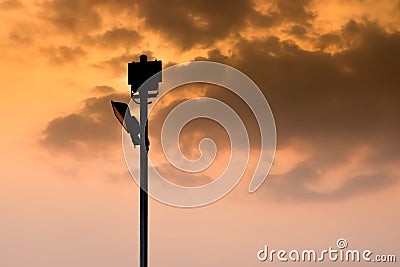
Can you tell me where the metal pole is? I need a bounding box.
[139,89,149,267]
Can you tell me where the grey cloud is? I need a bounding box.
[217,20,400,147]
[199,20,400,200]
[41,89,130,156]
[39,0,317,50]
[135,0,256,50]
[275,0,315,25]
[135,0,316,49]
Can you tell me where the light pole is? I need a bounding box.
[111,54,162,267]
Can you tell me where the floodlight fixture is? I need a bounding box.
[111,100,140,146]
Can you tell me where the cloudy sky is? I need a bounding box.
[1,0,400,266]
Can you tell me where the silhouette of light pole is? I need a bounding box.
[111,54,162,267]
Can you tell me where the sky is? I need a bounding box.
[1,0,400,266]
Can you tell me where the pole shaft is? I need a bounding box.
[139,90,149,267]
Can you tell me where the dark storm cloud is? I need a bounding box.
[275,0,315,25]
[134,0,316,49]
[39,0,316,49]
[200,20,400,200]
[134,0,256,49]
[40,45,86,64]
[0,0,22,9]
[40,0,254,48]
[41,89,130,155]
[212,20,400,146]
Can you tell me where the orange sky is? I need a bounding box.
[1,0,400,266]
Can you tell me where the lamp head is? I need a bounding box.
[128,55,162,96]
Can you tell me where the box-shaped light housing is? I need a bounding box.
[128,55,162,96]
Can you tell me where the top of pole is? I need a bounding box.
[140,55,147,63]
